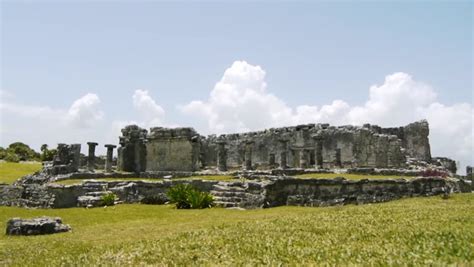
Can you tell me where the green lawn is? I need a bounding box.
[0,162,42,184]
[295,173,417,180]
[55,175,236,185]
[1,194,472,266]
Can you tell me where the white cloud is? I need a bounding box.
[180,60,473,173]
[1,92,104,128]
[180,61,294,133]
[132,89,165,127]
[107,89,173,145]
[67,93,104,127]
[0,92,106,153]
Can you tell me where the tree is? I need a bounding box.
[0,147,6,159]
[40,144,57,161]
[6,142,40,161]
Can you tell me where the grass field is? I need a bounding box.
[0,162,472,265]
[0,194,472,266]
[0,161,42,184]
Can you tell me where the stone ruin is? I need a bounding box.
[117,120,434,173]
[6,217,71,236]
[1,120,471,210]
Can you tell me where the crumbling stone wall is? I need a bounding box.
[118,120,432,172]
[205,123,407,170]
[146,127,201,172]
[432,157,457,174]
[2,176,467,209]
[44,143,81,175]
[264,177,460,207]
[376,120,431,161]
[117,125,147,173]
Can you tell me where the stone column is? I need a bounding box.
[70,144,81,171]
[299,149,307,169]
[335,148,342,168]
[104,144,116,172]
[216,141,227,171]
[87,142,98,171]
[279,140,288,169]
[467,166,473,180]
[54,143,67,165]
[244,141,254,170]
[313,136,324,169]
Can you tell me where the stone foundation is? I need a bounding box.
[1,175,470,209]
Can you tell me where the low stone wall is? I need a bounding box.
[48,179,219,208]
[1,176,471,209]
[0,184,23,206]
[264,177,463,208]
[347,168,422,176]
[53,170,227,182]
[270,168,333,176]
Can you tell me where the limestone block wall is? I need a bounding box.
[207,123,407,170]
[264,177,459,208]
[117,125,148,173]
[117,120,430,172]
[146,127,201,172]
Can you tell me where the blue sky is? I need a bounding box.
[1,1,472,171]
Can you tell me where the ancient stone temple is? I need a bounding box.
[146,127,201,172]
[117,120,433,173]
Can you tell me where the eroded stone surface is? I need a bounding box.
[117,120,433,173]
[6,217,71,236]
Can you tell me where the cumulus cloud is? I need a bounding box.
[132,89,165,126]
[67,93,104,127]
[180,60,473,172]
[180,61,294,133]
[0,92,105,153]
[1,92,104,127]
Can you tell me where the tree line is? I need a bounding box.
[0,142,56,162]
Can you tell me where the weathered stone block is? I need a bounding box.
[6,217,71,235]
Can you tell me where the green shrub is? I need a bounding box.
[0,147,6,159]
[4,152,20,163]
[187,189,214,209]
[167,184,214,209]
[101,193,117,206]
[7,142,40,161]
[40,144,57,161]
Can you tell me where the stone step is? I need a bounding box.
[210,190,248,197]
[212,185,246,192]
[213,196,243,203]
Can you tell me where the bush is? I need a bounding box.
[40,144,57,161]
[101,193,117,206]
[187,189,214,209]
[167,184,214,209]
[7,142,40,161]
[0,147,6,159]
[4,152,20,163]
